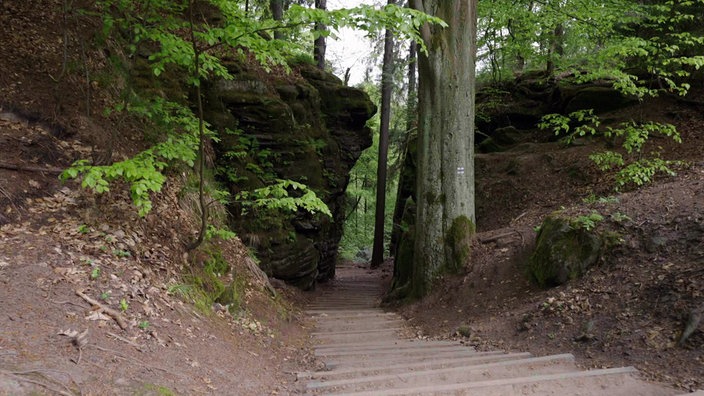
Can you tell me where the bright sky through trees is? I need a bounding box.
[327,0,378,85]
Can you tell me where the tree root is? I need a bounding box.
[75,289,128,330]
[0,161,64,174]
[479,229,524,244]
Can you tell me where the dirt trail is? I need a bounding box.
[300,263,684,395]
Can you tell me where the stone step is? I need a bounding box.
[313,299,381,303]
[312,332,402,342]
[312,296,381,300]
[309,313,398,321]
[307,353,577,393]
[304,265,676,396]
[315,344,474,358]
[320,349,502,368]
[314,340,464,354]
[306,309,387,315]
[324,367,666,396]
[312,303,380,306]
[298,352,528,381]
[315,299,380,302]
[314,320,406,332]
[312,340,459,352]
[312,327,404,337]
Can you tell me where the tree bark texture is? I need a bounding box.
[371,0,396,268]
[409,0,477,297]
[314,0,327,69]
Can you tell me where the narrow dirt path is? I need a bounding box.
[299,263,687,395]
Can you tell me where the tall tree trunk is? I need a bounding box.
[270,0,284,40]
[408,0,477,297]
[371,0,397,268]
[389,40,417,259]
[314,0,327,69]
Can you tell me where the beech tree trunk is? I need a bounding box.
[314,0,327,69]
[408,0,477,297]
[371,0,396,268]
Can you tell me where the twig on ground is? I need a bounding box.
[75,289,128,330]
[511,211,528,224]
[478,230,522,244]
[0,161,64,174]
[106,331,145,352]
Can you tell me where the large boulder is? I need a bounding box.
[203,62,375,289]
[528,215,603,287]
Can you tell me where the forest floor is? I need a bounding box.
[0,115,317,395]
[396,92,704,392]
[1,1,703,394]
[0,1,317,394]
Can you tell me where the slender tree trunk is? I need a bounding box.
[270,0,284,40]
[389,40,417,259]
[187,0,208,251]
[408,0,477,297]
[371,0,396,268]
[314,0,327,69]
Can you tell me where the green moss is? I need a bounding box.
[444,215,475,273]
[395,226,416,287]
[216,273,247,314]
[136,384,177,396]
[204,249,230,275]
[528,216,602,288]
[171,245,238,314]
[456,324,472,338]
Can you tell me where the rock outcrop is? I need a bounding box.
[203,62,375,289]
[528,215,603,287]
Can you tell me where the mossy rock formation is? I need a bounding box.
[203,63,375,290]
[528,215,603,287]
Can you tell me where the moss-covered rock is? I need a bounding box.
[528,215,603,287]
[203,62,375,290]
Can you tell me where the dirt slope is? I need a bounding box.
[0,113,314,395]
[0,2,319,393]
[398,95,704,392]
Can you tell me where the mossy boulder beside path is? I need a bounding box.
[528,215,603,287]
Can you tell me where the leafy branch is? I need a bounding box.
[539,110,683,190]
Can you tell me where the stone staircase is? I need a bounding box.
[299,263,687,396]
